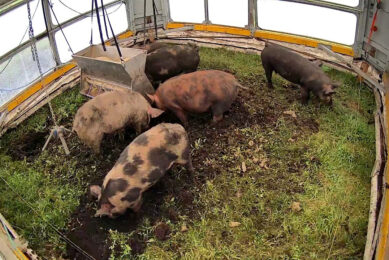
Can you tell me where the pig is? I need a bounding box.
[145,43,200,86]
[147,70,240,126]
[90,123,193,218]
[134,42,168,54]
[72,90,164,153]
[261,43,338,104]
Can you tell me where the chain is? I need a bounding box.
[27,0,42,76]
[27,0,58,126]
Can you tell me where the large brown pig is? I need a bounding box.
[147,70,240,126]
[145,43,200,86]
[261,43,338,104]
[73,90,164,153]
[90,123,193,218]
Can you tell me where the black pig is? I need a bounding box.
[261,43,338,104]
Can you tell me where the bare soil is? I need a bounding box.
[55,81,320,259]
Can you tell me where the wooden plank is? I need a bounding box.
[0,70,80,136]
[377,71,389,260]
[318,45,385,93]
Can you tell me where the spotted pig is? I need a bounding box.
[145,43,200,86]
[147,70,240,126]
[73,90,164,153]
[261,43,338,104]
[90,123,193,218]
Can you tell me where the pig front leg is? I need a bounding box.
[300,87,310,105]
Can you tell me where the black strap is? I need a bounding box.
[90,0,94,44]
[103,6,122,58]
[94,0,106,51]
[100,0,109,39]
[152,0,158,39]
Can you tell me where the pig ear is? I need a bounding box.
[148,107,164,118]
[94,203,113,218]
[146,94,155,104]
[90,185,102,199]
[314,60,323,67]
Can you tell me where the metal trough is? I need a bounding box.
[72,45,155,97]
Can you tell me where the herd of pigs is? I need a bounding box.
[72,42,338,218]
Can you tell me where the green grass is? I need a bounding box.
[0,47,375,259]
[0,87,87,256]
[137,48,375,259]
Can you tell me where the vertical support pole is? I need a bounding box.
[42,0,61,65]
[203,0,210,24]
[353,0,367,58]
[248,0,256,35]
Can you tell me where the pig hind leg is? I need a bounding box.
[172,108,189,126]
[263,63,274,88]
[211,100,233,123]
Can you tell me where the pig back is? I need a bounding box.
[74,90,150,135]
[157,70,238,113]
[176,45,200,72]
[262,44,322,84]
[101,123,189,196]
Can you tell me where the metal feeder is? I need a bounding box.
[72,45,155,97]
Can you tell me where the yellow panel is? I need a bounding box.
[106,31,134,46]
[167,22,251,36]
[167,22,354,57]
[255,30,354,56]
[6,63,76,112]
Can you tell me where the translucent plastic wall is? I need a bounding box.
[0,0,127,107]
[0,0,361,108]
[169,0,359,45]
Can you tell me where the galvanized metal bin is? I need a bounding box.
[72,45,155,97]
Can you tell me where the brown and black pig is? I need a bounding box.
[132,42,168,54]
[145,43,200,86]
[90,123,193,218]
[73,90,164,153]
[261,43,338,104]
[147,70,240,126]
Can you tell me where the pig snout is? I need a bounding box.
[95,203,115,218]
[90,185,101,199]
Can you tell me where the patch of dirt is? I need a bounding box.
[7,131,47,160]
[60,79,319,259]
